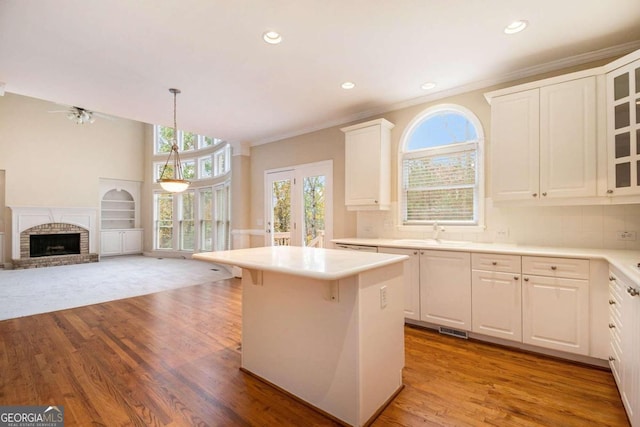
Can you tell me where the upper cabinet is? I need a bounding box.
[487,74,597,202]
[341,118,394,210]
[606,52,640,196]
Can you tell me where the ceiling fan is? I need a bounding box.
[48,105,111,124]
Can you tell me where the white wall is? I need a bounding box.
[0,93,145,208]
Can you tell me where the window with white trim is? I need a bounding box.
[400,104,484,227]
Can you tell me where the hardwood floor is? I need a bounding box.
[0,278,629,426]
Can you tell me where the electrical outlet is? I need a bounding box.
[617,231,637,241]
[380,286,388,309]
[495,228,509,239]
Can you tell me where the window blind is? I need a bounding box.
[402,147,477,224]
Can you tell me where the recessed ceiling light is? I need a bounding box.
[341,81,356,90]
[263,31,282,44]
[504,20,528,34]
[421,82,437,90]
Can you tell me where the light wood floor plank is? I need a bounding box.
[0,278,629,426]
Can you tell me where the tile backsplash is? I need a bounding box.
[356,201,640,250]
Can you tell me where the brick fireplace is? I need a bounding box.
[10,207,99,269]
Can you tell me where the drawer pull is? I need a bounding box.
[609,323,616,329]
[524,277,529,282]
[609,276,615,281]
[550,266,557,271]
[609,299,616,305]
[628,287,640,297]
[492,261,497,266]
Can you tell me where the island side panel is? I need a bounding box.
[357,262,405,423]
[241,270,361,425]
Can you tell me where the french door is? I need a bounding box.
[265,160,333,248]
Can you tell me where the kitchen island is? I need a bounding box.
[193,246,408,427]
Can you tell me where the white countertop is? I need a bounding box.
[332,238,640,284]
[193,246,408,281]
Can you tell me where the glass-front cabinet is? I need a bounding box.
[607,56,640,195]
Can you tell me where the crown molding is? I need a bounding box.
[250,40,640,147]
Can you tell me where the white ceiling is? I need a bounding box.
[1,0,640,145]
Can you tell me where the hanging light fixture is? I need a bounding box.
[157,88,190,193]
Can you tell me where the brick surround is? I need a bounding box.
[14,222,98,269]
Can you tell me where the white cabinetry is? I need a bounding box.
[378,247,420,320]
[609,267,640,426]
[522,256,590,355]
[471,253,522,342]
[420,250,471,330]
[605,52,640,196]
[487,74,597,202]
[101,229,143,256]
[341,119,394,210]
[99,179,142,257]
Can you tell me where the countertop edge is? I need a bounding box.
[193,249,409,281]
[332,238,640,283]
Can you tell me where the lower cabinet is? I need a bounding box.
[101,229,143,256]
[522,256,590,356]
[471,253,522,342]
[420,250,471,331]
[610,267,640,427]
[378,247,420,320]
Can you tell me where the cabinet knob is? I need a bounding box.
[628,287,640,297]
[550,266,557,271]
[609,323,616,329]
[609,299,616,305]
[492,261,497,266]
[607,189,614,194]
[514,276,519,281]
[542,192,547,197]
[374,200,378,204]
[524,277,529,282]
[609,276,615,281]
[532,193,538,197]
[413,251,418,255]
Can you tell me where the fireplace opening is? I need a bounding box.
[30,233,81,258]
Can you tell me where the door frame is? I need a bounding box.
[264,160,333,247]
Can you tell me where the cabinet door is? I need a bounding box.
[491,89,540,201]
[540,77,597,198]
[620,280,640,425]
[607,58,640,196]
[471,270,522,342]
[522,275,589,355]
[378,247,420,320]
[344,122,390,208]
[420,250,471,330]
[100,231,122,256]
[122,230,143,254]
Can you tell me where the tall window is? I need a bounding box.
[213,183,230,251]
[155,193,173,249]
[199,188,213,251]
[400,104,484,227]
[180,190,195,250]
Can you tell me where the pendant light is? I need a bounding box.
[157,88,190,193]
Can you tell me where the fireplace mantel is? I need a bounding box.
[10,207,98,260]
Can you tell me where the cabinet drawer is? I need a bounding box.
[522,256,589,279]
[472,253,521,273]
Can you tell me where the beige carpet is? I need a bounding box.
[0,255,232,321]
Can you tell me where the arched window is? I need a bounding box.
[399,104,484,227]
